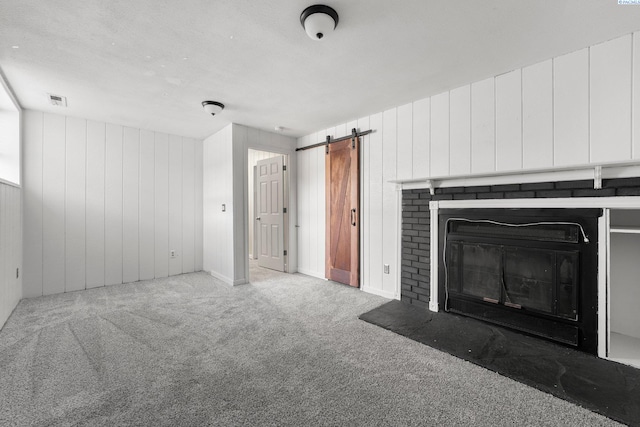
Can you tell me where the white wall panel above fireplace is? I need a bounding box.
[471,77,496,174]
[449,85,471,176]
[430,92,450,177]
[590,35,632,164]
[496,69,523,172]
[522,60,553,170]
[553,48,589,167]
[412,98,430,178]
[387,31,640,185]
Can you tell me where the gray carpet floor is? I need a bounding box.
[0,265,622,426]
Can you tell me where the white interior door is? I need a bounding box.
[257,156,285,271]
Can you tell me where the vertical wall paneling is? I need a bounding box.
[382,108,398,295]
[430,92,450,177]
[357,115,370,289]
[412,98,430,178]
[86,120,106,289]
[182,138,196,273]
[554,48,590,166]
[202,124,235,283]
[169,134,183,276]
[139,130,155,280]
[0,186,5,314]
[194,140,204,271]
[154,133,169,279]
[0,187,4,323]
[449,85,472,175]
[496,69,523,171]
[105,124,123,286]
[471,77,496,173]
[296,143,309,274]
[368,112,384,294]
[0,184,22,328]
[317,135,326,276]
[22,111,203,296]
[522,60,553,169]
[202,133,212,274]
[42,113,66,295]
[231,127,247,283]
[307,136,319,275]
[22,111,43,297]
[590,34,632,163]
[65,117,86,292]
[396,103,413,181]
[122,127,140,283]
[633,32,640,159]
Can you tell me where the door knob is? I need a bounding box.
[256,217,261,220]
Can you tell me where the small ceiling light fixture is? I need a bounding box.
[300,4,339,41]
[202,100,225,116]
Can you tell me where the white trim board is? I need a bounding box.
[395,163,640,190]
[430,196,640,210]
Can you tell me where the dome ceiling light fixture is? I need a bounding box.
[300,5,339,41]
[202,100,225,116]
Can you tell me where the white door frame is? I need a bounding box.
[243,143,296,280]
[256,155,285,271]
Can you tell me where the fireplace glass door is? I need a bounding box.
[448,243,578,320]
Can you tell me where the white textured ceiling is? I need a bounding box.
[1,1,640,139]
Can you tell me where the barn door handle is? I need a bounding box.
[351,209,357,226]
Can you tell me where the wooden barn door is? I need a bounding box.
[325,137,359,287]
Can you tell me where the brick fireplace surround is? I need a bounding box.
[400,177,640,307]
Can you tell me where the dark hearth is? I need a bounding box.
[439,208,600,354]
[359,301,640,427]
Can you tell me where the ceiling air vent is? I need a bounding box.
[48,93,67,107]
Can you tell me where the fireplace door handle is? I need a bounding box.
[351,208,357,226]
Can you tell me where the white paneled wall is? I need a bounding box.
[495,69,522,171]
[590,35,632,163]
[22,111,203,297]
[0,183,21,329]
[296,111,400,299]
[296,30,640,300]
[296,134,326,278]
[203,125,234,283]
[553,49,589,167]
[370,31,640,182]
[522,60,553,169]
[471,77,495,173]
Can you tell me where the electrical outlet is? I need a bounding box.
[170,250,176,258]
[384,264,390,274]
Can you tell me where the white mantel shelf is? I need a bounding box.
[389,161,640,191]
[610,227,640,234]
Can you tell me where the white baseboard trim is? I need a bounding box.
[361,286,396,300]
[208,270,234,286]
[297,269,326,280]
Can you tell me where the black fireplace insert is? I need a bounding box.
[439,208,601,354]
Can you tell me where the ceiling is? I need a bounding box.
[1,1,640,140]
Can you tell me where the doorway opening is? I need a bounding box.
[248,149,289,280]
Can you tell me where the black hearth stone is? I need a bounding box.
[359,300,640,427]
